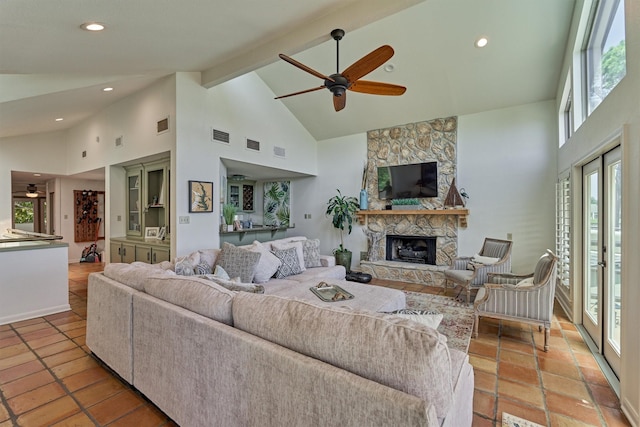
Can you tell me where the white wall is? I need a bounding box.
[457,101,558,273]
[57,177,105,262]
[293,133,368,264]
[0,131,68,232]
[554,0,640,422]
[173,71,319,257]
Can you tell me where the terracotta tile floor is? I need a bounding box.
[0,264,631,426]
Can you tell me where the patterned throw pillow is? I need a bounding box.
[271,241,306,272]
[174,251,201,276]
[194,262,212,275]
[302,239,322,268]
[214,242,261,283]
[271,247,303,279]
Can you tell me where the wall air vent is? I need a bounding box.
[212,128,230,144]
[115,136,123,148]
[273,146,286,158]
[246,138,261,151]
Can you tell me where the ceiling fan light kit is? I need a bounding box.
[276,29,406,112]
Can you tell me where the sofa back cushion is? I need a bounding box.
[144,275,234,325]
[232,293,453,418]
[104,262,174,291]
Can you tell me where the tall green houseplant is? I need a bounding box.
[326,189,359,272]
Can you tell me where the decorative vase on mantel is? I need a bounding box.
[359,189,368,210]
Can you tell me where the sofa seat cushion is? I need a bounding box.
[143,275,234,325]
[232,292,453,418]
[104,262,174,291]
[262,278,405,312]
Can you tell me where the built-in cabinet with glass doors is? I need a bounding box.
[112,158,170,264]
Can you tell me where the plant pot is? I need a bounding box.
[227,225,234,232]
[334,250,352,273]
[391,205,421,210]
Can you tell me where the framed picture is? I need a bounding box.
[145,227,160,239]
[189,180,213,213]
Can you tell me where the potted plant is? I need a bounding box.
[326,189,360,272]
[222,203,237,232]
[391,198,421,210]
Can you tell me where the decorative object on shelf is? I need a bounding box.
[444,178,465,208]
[326,189,359,272]
[359,189,368,210]
[359,162,369,210]
[157,226,167,241]
[145,227,160,240]
[74,189,105,242]
[222,204,237,232]
[391,198,421,210]
[189,180,213,213]
[264,181,290,227]
[363,228,384,262]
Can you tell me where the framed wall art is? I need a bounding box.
[189,180,213,213]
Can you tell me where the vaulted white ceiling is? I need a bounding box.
[0,0,575,143]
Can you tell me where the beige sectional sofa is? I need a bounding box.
[86,238,474,426]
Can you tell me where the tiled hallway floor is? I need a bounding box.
[0,264,632,426]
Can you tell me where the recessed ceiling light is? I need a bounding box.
[55,118,64,122]
[384,63,396,72]
[102,87,113,92]
[80,22,105,31]
[33,173,41,177]
[475,37,489,48]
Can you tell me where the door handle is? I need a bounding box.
[598,260,606,267]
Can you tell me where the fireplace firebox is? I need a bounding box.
[385,235,436,265]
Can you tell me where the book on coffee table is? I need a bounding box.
[310,282,354,302]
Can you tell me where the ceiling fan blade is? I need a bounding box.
[279,54,335,82]
[349,80,406,96]
[342,45,394,82]
[274,86,325,100]
[333,93,346,112]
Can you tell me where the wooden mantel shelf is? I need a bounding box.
[356,208,469,227]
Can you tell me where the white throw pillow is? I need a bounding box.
[271,240,306,272]
[471,254,501,265]
[515,277,535,288]
[247,241,282,283]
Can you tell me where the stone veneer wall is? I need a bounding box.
[360,117,458,287]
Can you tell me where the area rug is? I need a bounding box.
[502,412,544,427]
[403,291,474,353]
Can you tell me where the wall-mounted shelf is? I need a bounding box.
[356,208,469,227]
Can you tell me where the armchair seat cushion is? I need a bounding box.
[444,269,474,283]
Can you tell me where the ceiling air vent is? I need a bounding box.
[246,138,260,151]
[273,146,286,158]
[115,136,123,148]
[212,128,230,144]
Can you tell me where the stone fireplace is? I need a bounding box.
[358,116,460,288]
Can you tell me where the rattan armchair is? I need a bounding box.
[444,238,513,303]
[474,249,558,351]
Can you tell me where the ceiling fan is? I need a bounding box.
[275,29,406,112]
[12,184,45,198]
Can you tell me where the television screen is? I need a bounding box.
[377,162,437,200]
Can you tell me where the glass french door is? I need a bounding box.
[582,146,622,376]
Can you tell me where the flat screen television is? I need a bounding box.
[377,161,438,200]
